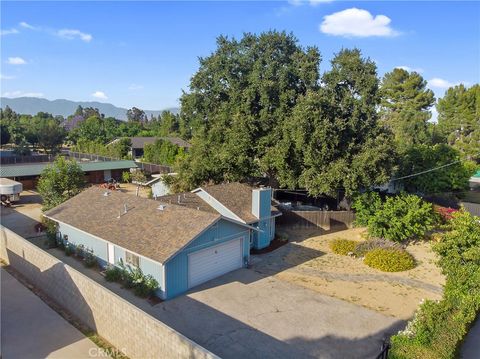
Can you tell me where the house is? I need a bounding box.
[44,184,277,299]
[108,137,192,159]
[138,173,176,198]
[158,182,281,250]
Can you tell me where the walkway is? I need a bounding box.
[461,317,480,359]
[1,269,99,359]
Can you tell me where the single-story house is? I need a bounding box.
[108,137,191,159]
[158,182,282,250]
[44,183,278,299]
[0,159,137,190]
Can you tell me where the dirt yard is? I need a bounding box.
[117,183,151,198]
[252,227,445,320]
[1,191,44,238]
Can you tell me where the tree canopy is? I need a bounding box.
[380,68,435,147]
[437,84,480,161]
[38,157,86,211]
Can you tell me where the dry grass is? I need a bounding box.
[268,227,445,319]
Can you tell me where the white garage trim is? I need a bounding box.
[188,238,243,289]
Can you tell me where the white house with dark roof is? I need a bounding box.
[44,183,278,299]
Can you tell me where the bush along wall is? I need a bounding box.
[389,210,480,359]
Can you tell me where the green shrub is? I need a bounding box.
[367,193,438,242]
[353,238,401,257]
[364,248,415,272]
[83,248,97,268]
[75,244,85,258]
[352,191,383,226]
[329,239,357,255]
[389,211,480,358]
[64,243,75,256]
[121,171,131,183]
[133,274,159,297]
[104,266,124,282]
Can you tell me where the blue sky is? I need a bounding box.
[1,1,479,112]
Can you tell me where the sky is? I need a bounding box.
[1,1,479,113]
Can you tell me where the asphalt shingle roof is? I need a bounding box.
[45,187,221,264]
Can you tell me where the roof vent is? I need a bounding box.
[103,191,111,197]
[157,204,166,211]
[124,203,128,214]
[177,195,181,204]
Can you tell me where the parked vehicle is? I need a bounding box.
[0,178,23,203]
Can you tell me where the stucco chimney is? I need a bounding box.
[252,187,272,219]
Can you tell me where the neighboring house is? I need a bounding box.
[159,182,282,250]
[108,137,192,159]
[0,159,137,189]
[144,173,176,198]
[44,185,267,299]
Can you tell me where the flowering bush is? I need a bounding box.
[329,239,357,255]
[433,205,458,222]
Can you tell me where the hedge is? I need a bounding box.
[389,210,480,358]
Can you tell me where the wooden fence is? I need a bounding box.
[0,154,55,164]
[276,209,355,230]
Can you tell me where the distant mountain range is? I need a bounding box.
[0,97,179,121]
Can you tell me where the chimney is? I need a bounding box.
[252,187,272,219]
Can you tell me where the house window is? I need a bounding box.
[125,251,139,267]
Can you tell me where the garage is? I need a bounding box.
[188,238,243,288]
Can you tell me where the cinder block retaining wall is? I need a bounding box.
[0,226,217,359]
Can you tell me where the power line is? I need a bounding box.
[391,161,461,181]
[391,153,480,182]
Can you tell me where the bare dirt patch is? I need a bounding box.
[117,183,150,198]
[253,227,445,319]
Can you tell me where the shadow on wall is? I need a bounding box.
[153,293,405,359]
[3,249,97,358]
[276,210,355,233]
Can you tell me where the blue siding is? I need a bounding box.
[56,222,167,298]
[165,219,250,299]
[258,189,272,218]
[140,256,166,299]
[58,223,108,266]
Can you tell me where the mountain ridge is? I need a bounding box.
[0,97,179,120]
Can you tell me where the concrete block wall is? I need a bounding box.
[0,226,218,359]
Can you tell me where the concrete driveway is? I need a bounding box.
[153,268,404,359]
[1,269,99,359]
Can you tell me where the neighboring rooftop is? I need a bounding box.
[129,137,192,149]
[44,187,221,264]
[0,160,137,178]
